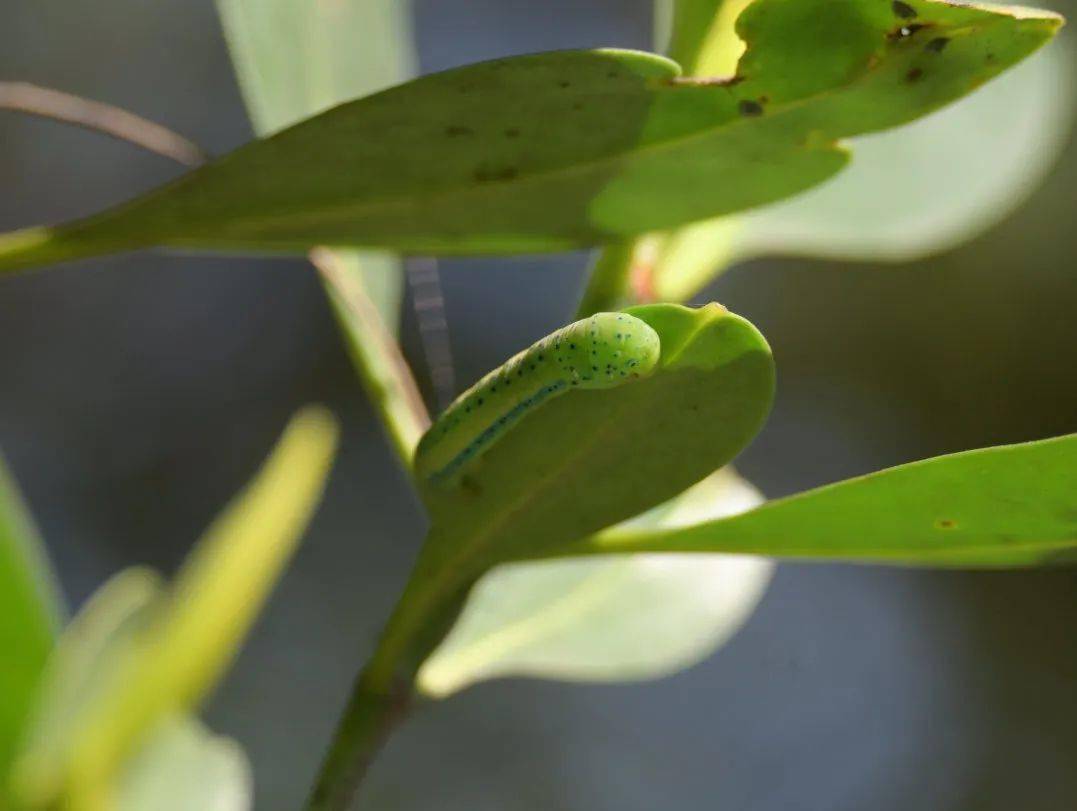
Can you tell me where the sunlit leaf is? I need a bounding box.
[648,1,1073,300]
[554,433,1077,567]
[418,469,773,696]
[0,453,62,791]
[0,0,1059,272]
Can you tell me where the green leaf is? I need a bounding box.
[0,0,1059,272]
[116,717,250,811]
[11,571,251,811]
[417,469,773,696]
[0,454,63,791]
[648,2,1072,300]
[215,0,414,137]
[556,433,1077,567]
[215,0,415,330]
[731,44,1072,262]
[10,568,162,807]
[419,303,773,579]
[10,408,338,808]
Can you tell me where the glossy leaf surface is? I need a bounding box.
[0,0,1059,272]
[558,434,1077,566]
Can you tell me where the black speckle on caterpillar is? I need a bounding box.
[415,312,661,486]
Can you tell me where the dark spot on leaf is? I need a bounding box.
[738,99,764,117]
[892,0,917,18]
[445,125,473,137]
[606,71,619,79]
[905,67,924,82]
[460,475,482,496]
[925,36,949,52]
[504,127,521,138]
[473,166,519,183]
[936,519,957,529]
[986,52,996,62]
[572,101,585,111]
[558,80,571,88]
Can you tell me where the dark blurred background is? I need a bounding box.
[2,1,1077,809]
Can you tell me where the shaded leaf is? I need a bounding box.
[418,469,773,696]
[0,453,62,790]
[556,433,1077,567]
[0,0,1059,272]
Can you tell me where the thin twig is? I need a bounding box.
[405,257,456,412]
[312,247,431,465]
[0,81,209,167]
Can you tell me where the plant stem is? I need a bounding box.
[304,668,413,811]
[304,545,471,811]
[574,240,640,318]
[311,249,430,468]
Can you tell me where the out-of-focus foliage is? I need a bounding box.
[215,0,416,330]
[0,454,62,793]
[9,408,337,810]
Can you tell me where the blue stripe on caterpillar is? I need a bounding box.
[416,312,661,486]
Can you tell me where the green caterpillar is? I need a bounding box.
[416,312,661,485]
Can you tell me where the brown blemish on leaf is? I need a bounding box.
[445,125,473,137]
[925,36,949,53]
[905,67,924,82]
[936,519,957,529]
[504,127,521,138]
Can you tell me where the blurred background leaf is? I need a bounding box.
[215,0,416,330]
[0,453,62,796]
[10,408,337,810]
[419,469,773,696]
[115,716,250,811]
